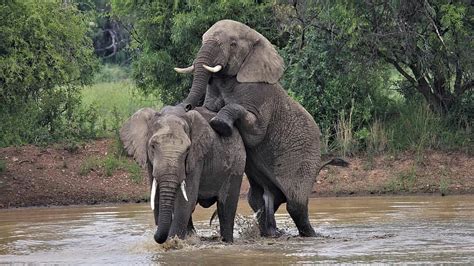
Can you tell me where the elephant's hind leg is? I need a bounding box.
[247,176,280,237]
[283,161,318,237]
[286,200,316,237]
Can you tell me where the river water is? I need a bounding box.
[0,196,473,264]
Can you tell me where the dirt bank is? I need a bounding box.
[0,139,472,208]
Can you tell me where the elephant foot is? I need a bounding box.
[298,227,317,237]
[210,117,233,137]
[261,227,283,238]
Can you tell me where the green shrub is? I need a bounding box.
[0,1,97,147]
[104,154,121,176]
[78,138,143,183]
[79,157,101,176]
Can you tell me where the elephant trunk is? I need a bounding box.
[184,40,223,107]
[154,179,178,244]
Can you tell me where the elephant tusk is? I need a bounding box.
[180,180,189,202]
[150,178,157,210]
[202,64,222,73]
[174,65,194,74]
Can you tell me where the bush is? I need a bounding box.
[0,1,97,147]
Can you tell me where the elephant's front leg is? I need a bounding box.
[187,216,196,235]
[217,173,243,242]
[203,84,225,112]
[169,177,200,239]
[210,103,265,142]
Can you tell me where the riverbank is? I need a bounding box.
[0,139,472,208]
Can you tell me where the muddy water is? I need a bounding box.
[0,196,473,264]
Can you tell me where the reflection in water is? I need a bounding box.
[0,196,473,264]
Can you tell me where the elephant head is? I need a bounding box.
[120,106,212,243]
[175,19,284,108]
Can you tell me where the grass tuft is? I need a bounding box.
[335,101,356,157]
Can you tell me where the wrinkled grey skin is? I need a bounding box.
[177,20,322,237]
[120,105,245,243]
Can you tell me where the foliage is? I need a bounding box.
[281,26,395,136]
[282,0,473,115]
[277,1,472,155]
[0,0,97,147]
[111,0,279,105]
[76,0,132,64]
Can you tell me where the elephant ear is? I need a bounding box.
[237,35,284,84]
[120,107,156,168]
[184,110,214,175]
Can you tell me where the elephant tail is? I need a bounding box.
[209,209,218,227]
[319,157,350,172]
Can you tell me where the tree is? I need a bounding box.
[76,0,132,64]
[0,0,97,146]
[286,0,473,115]
[276,1,394,132]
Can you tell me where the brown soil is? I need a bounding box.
[1,139,473,208]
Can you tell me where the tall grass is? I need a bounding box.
[80,81,161,136]
[387,103,471,153]
[328,102,472,156]
[334,105,355,157]
[367,119,389,155]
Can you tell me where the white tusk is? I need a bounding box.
[174,65,194,74]
[180,181,189,202]
[150,179,157,210]
[202,64,222,73]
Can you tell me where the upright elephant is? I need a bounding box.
[175,20,341,237]
[120,105,246,243]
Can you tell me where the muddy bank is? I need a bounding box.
[0,139,472,208]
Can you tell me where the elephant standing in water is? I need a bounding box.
[120,105,245,243]
[175,20,347,237]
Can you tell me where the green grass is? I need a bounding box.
[79,153,143,183]
[384,167,418,193]
[439,178,450,196]
[80,81,162,136]
[79,156,100,176]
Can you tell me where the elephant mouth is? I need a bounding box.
[150,178,188,211]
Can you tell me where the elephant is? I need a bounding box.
[174,19,347,238]
[120,105,246,243]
